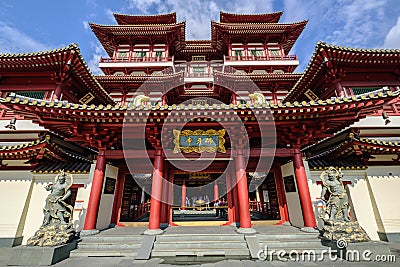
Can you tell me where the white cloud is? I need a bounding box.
[384,16,400,48]
[284,0,390,48]
[104,9,116,23]
[87,42,107,75]
[83,20,89,30]
[126,0,274,39]
[327,0,387,47]
[0,21,49,53]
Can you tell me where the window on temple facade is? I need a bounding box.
[118,51,127,58]
[251,50,263,56]
[235,50,243,56]
[9,91,46,99]
[193,67,205,73]
[135,51,147,57]
[352,87,380,95]
[269,49,281,57]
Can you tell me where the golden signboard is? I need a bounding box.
[173,129,226,153]
[304,89,320,101]
[79,92,95,104]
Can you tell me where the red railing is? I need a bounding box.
[249,200,263,212]
[224,55,298,61]
[100,56,173,63]
[132,201,151,220]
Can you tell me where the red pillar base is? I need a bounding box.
[83,150,106,231]
[235,151,256,234]
[293,148,317,229]
[145,150,164,235]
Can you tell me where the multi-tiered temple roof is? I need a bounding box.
[0,10,399,164]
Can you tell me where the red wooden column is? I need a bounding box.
[168,172,178,226]
[52,84,63,101]
[257,187,264,212]
[235,150,256,234]
[293,147,317,229]
[222,171,235,226]
[214,182,219,202]
[334,80,346,97]
[181,180,186,210]
[144,149,164,235]
[160,163,169,224]
[231,167,240,224]
[83,149,106,231]
[110,169,125,225]
[274,166,289,224]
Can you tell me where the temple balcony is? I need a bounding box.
[175,62,223,82]
[223,55,299,67]
[99,56,175,68]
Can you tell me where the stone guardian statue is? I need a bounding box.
[319,167,370,242]
[27,170,76,246]
[320,167,350,222]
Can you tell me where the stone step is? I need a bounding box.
[77,243,142,249]
[80,235,143,243]
[70,249,139,257]
[156,235,245,242]
[153,242,248,250]
[151,249,250,257]
[256,234,319,241]
[155,240,244,244]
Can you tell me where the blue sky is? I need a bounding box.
[0,0,399,74]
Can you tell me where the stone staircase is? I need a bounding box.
[256,229,327,259]
[70,233,144,258]
[151,232,250,262]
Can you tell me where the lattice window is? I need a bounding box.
[193,67,205,73]
[118,52,127,58]
[251,50,263,56]
[269,49,281,57]
[352,87,379,95]
[235,50,243,56]
[9,91,46,99]
[135,51,147,57]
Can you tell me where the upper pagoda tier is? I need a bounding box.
[211,20,308,54]
[113,12,177,25]
[89,22,186,57]
[220,11,283,23]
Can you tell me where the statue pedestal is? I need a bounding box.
[320,221,392,261]
[8,240,77,266]
[321,221,370,242]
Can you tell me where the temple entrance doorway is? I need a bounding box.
[119,174,151,223]
[173,173,228,223]
[117,171,283,225]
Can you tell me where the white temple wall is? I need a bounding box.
[0,171,33,247]
[366,165,400,242]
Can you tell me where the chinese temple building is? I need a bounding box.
[1,11,400,248]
